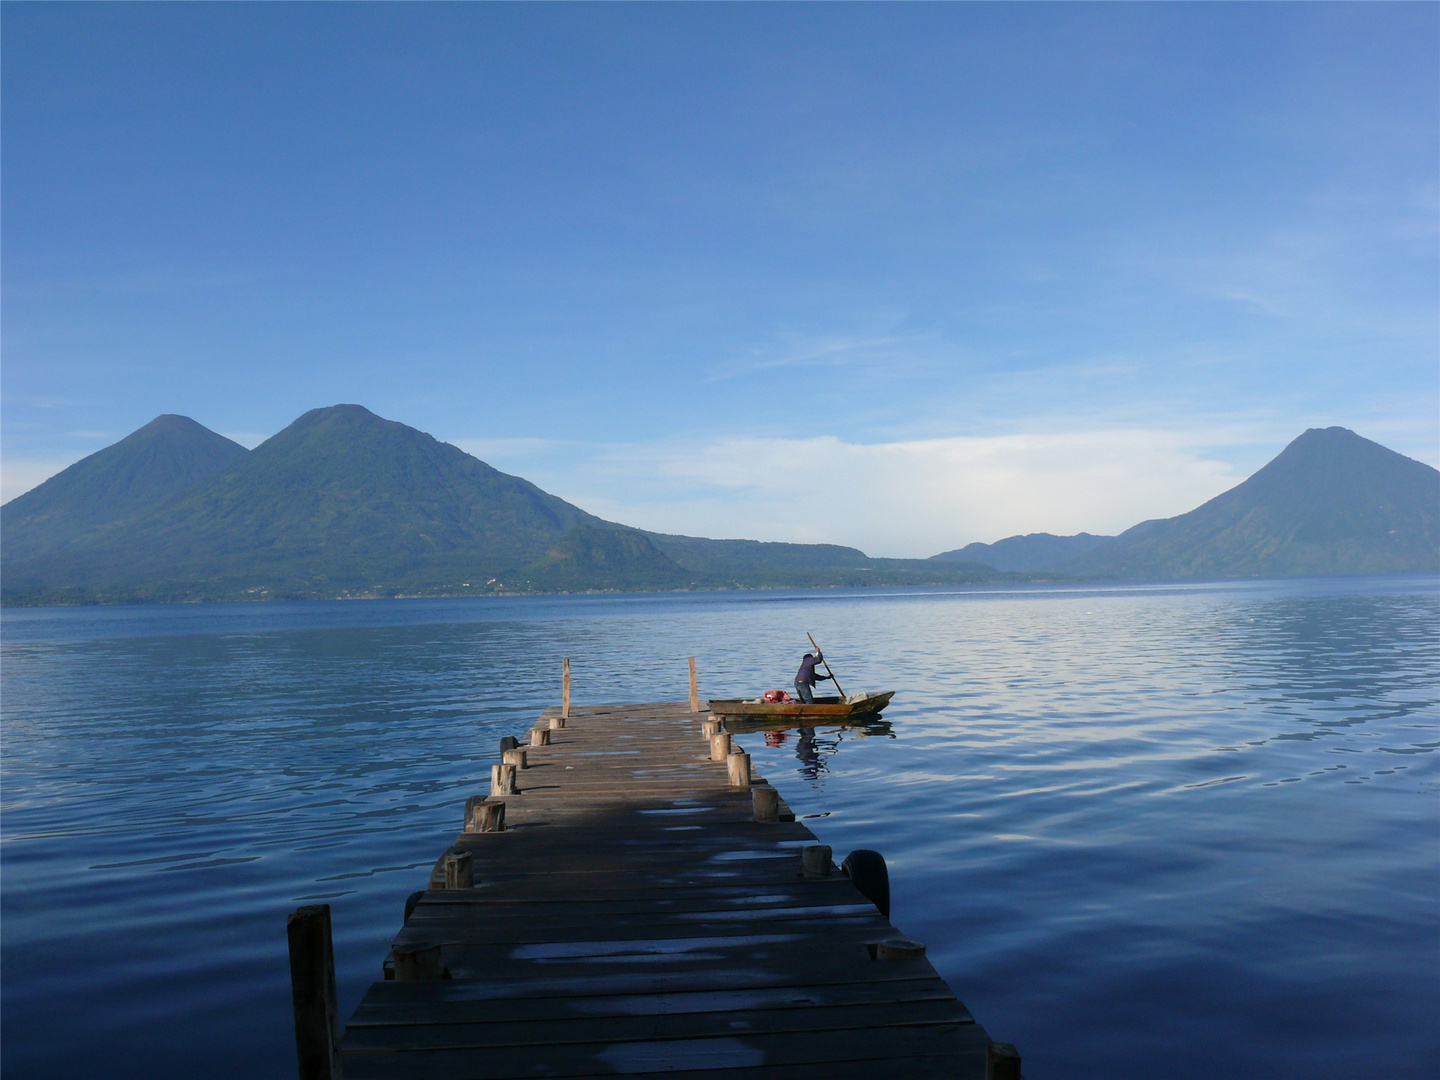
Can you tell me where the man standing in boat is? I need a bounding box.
[793,650,832,704]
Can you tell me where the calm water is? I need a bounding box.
[2,578,1437,1078]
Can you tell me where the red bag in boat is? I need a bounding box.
[762,689,793,703]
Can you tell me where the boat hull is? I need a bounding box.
[706,691,895,722]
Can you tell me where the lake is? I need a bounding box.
[2,577,1436,1078]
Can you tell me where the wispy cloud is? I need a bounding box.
[466,426,1256,558]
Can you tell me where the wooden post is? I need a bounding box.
[443,851,473,889]
[392,942,443,981]
[287,904,342,1080]
[709,732,731,761]
[499,735,519,753]
[502,748,527,770]
[702,718,722,738]
[549,716,565,730]
[688,656,699,712]
[753,786,779,822]
[876,938,926,960]
[491,763,517,796]
[530,727,550,747]
[470,801,505,832]
[562,658,571,719]
[802,844,833,877]
[987,1043,1022,1080]
[463,795,483,829]
[727,751,751,789]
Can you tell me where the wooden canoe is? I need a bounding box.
[706,690,895,722]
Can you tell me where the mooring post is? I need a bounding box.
[392,942,444,982]
[287,904,342,1080]
[469,801,505,832]
[702,717,722,738]
[502,747,527,770]
[688,656,699,712]
[549,716,565,730]
[802,844,833,877]
[753,785,779,822]
[491,763,518,796]
[562,657,571,719]
[443,851,474,889]
[499,735,519,753]
[727,751,751,789]
[987,1042,1022,1080]
[709,732,731,761]
[530,727,550,747]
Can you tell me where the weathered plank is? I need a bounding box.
[339,700,996,1079]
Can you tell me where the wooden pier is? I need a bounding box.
[289,688,1019,1079]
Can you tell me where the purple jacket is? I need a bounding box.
[795,654,828,685]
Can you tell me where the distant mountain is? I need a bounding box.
[931,532,1115,573]
[1063,427,1439,579]
[1,405,1011,604]
[2,405,613,602]
[526,525,702,592]
[1,414,247,563]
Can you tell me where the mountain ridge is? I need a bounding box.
[1,406,1010,603]
[4,412,1433,605]
[1059,427,1439,579]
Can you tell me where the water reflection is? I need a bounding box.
[1,578,1435,1080]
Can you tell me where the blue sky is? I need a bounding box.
[4,4,1436,555]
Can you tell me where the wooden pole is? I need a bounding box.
[392,942,443,982]
[562,658,571,719]
[727,751,751,789]
[499,735,519,753]
[491,763,517,796]
[470,801,505,832]
[287,904,342,1080]
[802,844,833,877]
[502,748,527,770]
[806,632,845,699]
[709,732,731,761]
[688,656,699,712]
[443,851,474,889]
[753,786,779,822]
[987,1043,1022,1080]
[549,716,565,730]
[530,727,550,747]
[702,718,722,738]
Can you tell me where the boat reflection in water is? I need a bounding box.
[742,717,895,780]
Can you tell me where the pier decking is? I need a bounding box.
[295,699,1012,1079]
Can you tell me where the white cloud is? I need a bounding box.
[460,428,1250,558]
